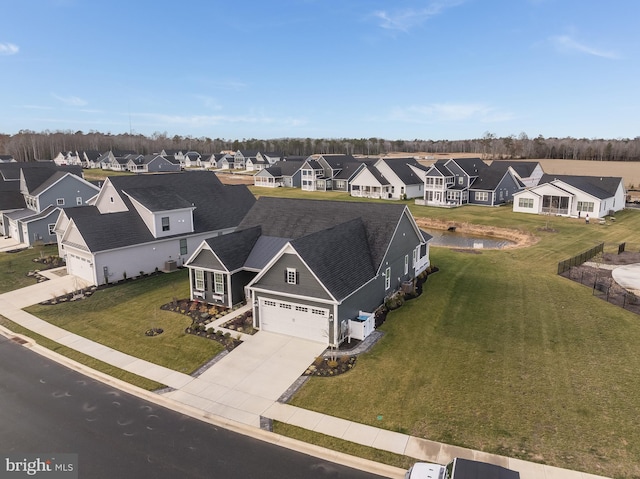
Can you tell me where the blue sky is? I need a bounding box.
[2,0,639,141]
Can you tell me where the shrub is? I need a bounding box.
[327,360,339,369]
[313,356,324,367]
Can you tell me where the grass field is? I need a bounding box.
[0,244,59,293]
[24,269,224,377]
[277,202,640,478]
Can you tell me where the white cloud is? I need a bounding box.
[0,43,19,55]
[550,35,619,60]
[52,94,88,106]
[388,102,514,124]
[372,0,464,32]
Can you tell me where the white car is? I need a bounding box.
[405,462,446,479]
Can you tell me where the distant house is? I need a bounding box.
[80,150,101,169]
[127,154,182,173]
[185,197,432,346]
[489,160,544,187]
[417,158,494,207]
[0,164,99,246]
[54,171,255,286]
[512,174,626,218]
[467,163,524,206]
[234,150,259,170]
[350,157,427,200]
[253,160,305,188]
[184,151,201,168]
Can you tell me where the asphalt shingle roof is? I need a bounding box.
[291,217,375,300]
[203,225,262,272]
[540,174,622,199]
[67,171,255,252]
[379,158,428,185]
[238,197,407,272]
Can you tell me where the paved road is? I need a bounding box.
[0,336,387,479]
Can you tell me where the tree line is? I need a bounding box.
[1,129,639,162]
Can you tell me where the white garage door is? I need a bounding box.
[67,253,95,284]
[259,298,329,343]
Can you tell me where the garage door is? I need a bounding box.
[259,298,329,343]
[67,253,95,284]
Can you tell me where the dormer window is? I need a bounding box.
[57,198,65,206]
[161,216,170,231]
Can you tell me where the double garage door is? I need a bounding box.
[67,253,94,284]
[259,298,329,343]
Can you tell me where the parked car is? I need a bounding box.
[405,458,520,479]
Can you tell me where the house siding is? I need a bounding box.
[38,175,98,209]
[22,212,60,246]
[251,253,332,301]
[87,232,216,285]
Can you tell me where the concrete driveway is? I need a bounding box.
[163,332,326,427]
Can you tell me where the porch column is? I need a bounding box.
[226,273,232,308]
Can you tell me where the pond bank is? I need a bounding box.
[415,218,539,249]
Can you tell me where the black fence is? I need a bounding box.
[557,243,604,275]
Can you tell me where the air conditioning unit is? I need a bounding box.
[164,260,177,272]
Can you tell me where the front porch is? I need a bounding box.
[351,185,392,199]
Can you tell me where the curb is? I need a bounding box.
[0,327,405,479]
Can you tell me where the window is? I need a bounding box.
[458,176,464,185]
[385,267,391,290]
[161,216,170,231]
[264,300,277,307]
[180,238,187,255]
[48,224,56,235]
[295,306,308,312]
[214,272,224,294]
[412,248,417,266]
[311,308,325,315]
[286,267,298,285]
[404,255,409,274]
[56,198,65,206]
[110,196,114,203]
[475,192,489,202]
[194,269,204,290]
[518,198,534,208]
[577,201,594,212]
[76,196,83,206]
[279,303,292,309]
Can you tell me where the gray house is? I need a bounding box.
[185,198,432,346]
[0,164,98,245]
[55,171,255,286]
[253,160,304,188]
[127,154,182,173]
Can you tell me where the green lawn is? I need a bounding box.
[25,269,224,375]
[0,244,60,293]
[284,205,640,479]
[0,316,165,391]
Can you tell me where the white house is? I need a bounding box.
[512,174,625,218]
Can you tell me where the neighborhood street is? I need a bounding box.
[0,335,387,479]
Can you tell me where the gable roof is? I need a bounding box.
[20,166,83,195]
[65,172,255,252]
[238,197,409,272]
[540,174,622,199]
[202,225,262,272]
[448,157,488,176]
[489,160,540,178]
[124,186,193,211]
[291,217,375,300]
[379,157,428,185]
[469,163,519,191]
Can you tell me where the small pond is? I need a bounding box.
[423,228,515,250]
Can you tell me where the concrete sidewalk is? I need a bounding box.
[0,272,611,479]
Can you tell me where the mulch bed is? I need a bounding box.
[561,251,640,315]
[304,355,357,376]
